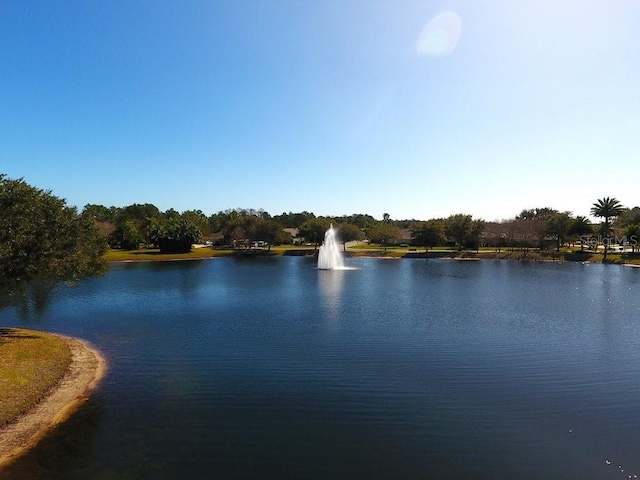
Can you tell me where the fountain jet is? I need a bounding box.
[318,225,344,270]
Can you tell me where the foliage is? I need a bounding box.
[517,207,557,222]
[0,174,107,284]
[624,224,640,253]
[83,203,117,223]
[366,222,402,251]
[17,179,640,264]
[591,197,624,233]
[254,219,287,249]
[444,214,473,250]
[333,213,376,230]
[336,223,364,250]
[545,211,573,251]
[272,211,316,228]
[82,202,161,248]
[181,210,211,237]
[224,214,261,246]
[298,218,331,248]
[619,207,640,227]
[465,219,486,251]
[411,220,445,251]
[117,219,144,250]
[149,217,202,253]
[591,197,624,258]
[569,216,594,250]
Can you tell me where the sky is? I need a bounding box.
[2,0,639,221]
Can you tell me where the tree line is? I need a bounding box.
[83,198,639,257]
[81,204,379,252]
[2,172,638,287]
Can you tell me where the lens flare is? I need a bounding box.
[416,11,462,57]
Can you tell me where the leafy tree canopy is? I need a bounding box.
[337,223,364,243]
[444,214,473,250]
[366,222,402,250]
[298,218,331,248]
[149,217,202,254]
[0,174,107,284]
[411,220,445,251]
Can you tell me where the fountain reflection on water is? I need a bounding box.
[318,225,346,270]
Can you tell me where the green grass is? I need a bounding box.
[0,328,72,427]
[104,245,640,265]
[105,247,233,262]
[268,245,316,254]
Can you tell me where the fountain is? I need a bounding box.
[318,224,344,270]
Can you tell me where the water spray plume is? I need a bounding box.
[318,224,344,270]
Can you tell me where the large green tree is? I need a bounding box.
[118,219,144,250]
[569,216,594,251]
[411,220,444,252]
[445,214,473,250]
[546,212,573,252]
[106,203,161,248]
[224,214,261,247]
[149,217,202,253]
[366,222,402,251]
[591,197,624,259]
[465,219,486,251]
[336,223,364,251]
[254,219,286,250]
[298,218,331,249]
[181,209,211,237]
[0,175,107,284]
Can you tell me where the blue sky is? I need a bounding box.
[2,0,639,221]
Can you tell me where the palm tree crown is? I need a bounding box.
[591,197,623,229]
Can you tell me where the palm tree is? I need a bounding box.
[569,216,594,251]
[590,197,624,259]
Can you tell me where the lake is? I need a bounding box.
[1,257,640,479]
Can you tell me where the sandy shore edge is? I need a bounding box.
[0,334,107,468]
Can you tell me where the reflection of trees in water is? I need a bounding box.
[0,396,105,480]
[0,280,59,321]
[0,260,211,320]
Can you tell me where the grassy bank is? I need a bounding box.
[104,245,640,265]
[105,246,233,262]
[0,329,72,427]
[105,245,317,262]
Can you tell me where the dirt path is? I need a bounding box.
[0,336,106,468]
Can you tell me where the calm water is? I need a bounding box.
[1,257,640,479]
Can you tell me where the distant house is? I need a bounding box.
[283,228,301,244]
[203,231,224,245]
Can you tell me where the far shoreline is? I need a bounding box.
[105,246,640,266]
[0,334,107,469]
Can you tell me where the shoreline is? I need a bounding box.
[0,335,107,469]
[103,243,640,266]
[107,250,640,266]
